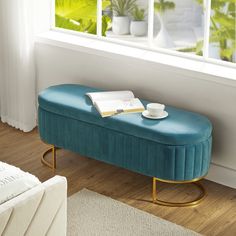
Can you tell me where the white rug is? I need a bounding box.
[67,189,200,236]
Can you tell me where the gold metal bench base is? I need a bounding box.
[152,177,206,207]
[41,145,57,170]
[41,145,206,207]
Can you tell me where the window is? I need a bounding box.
[209,0,236,63]
[55,0,236,64]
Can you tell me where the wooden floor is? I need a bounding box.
[0,122,236,236]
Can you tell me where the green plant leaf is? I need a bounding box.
[102,15,112,36]
[56,0,97,22]
[131,5,146,21]
[55,0,111,35]
[103,0,111,10]
[111,0,137,16]
[220,48,234,61]
[154,0,175,13]
[55,14,82,31]
[196,0,235,62]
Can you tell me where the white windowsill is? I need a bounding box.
[36,30,236,87]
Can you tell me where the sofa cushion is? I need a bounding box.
[0,162,41,204]
[38,84,212,145]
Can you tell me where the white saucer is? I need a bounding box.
[142,110,168,120]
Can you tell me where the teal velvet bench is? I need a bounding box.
[38,84,212,207]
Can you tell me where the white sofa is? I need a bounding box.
[0,175,67,236]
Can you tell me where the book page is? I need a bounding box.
[95,98,144,117]
[87,91,134,105]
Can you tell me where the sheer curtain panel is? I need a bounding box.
[0,0,36,132]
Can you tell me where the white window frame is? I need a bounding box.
[51,0,236,69]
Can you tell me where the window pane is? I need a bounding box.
[209,0,236,63]
[102,0,149,46]
[153,0,204,56]
[55,0,97,35]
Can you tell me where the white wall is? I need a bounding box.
[36,42,236,188]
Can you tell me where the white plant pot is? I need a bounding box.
[154,13,175,48]
[130,21,147,37]
[112,16,130,35]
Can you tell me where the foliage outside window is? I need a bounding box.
[55,0,236,64]
[210,0,235,62]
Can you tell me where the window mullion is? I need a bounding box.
[97,0,102,37]
[51,0,56,29]
[148,0,154,47]
[203,0,211,59]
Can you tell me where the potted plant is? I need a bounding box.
[154,0,175,48]
[111,0,136,35]
[130,5,147,37]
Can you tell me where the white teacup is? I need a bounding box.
[147,103,165,117]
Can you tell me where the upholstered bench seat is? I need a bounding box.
[38,84,212,206]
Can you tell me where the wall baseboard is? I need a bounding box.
[206,162,236,189]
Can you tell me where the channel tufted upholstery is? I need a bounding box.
[38,84,212,181]
[0,176,67,236]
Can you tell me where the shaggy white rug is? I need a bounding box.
[67,189,200,236]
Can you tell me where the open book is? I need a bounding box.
[86,91,144,117]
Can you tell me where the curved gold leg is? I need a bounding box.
[41,145,56,170]
[152,177,206,207]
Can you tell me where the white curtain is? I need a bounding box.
[0,0,37,132]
